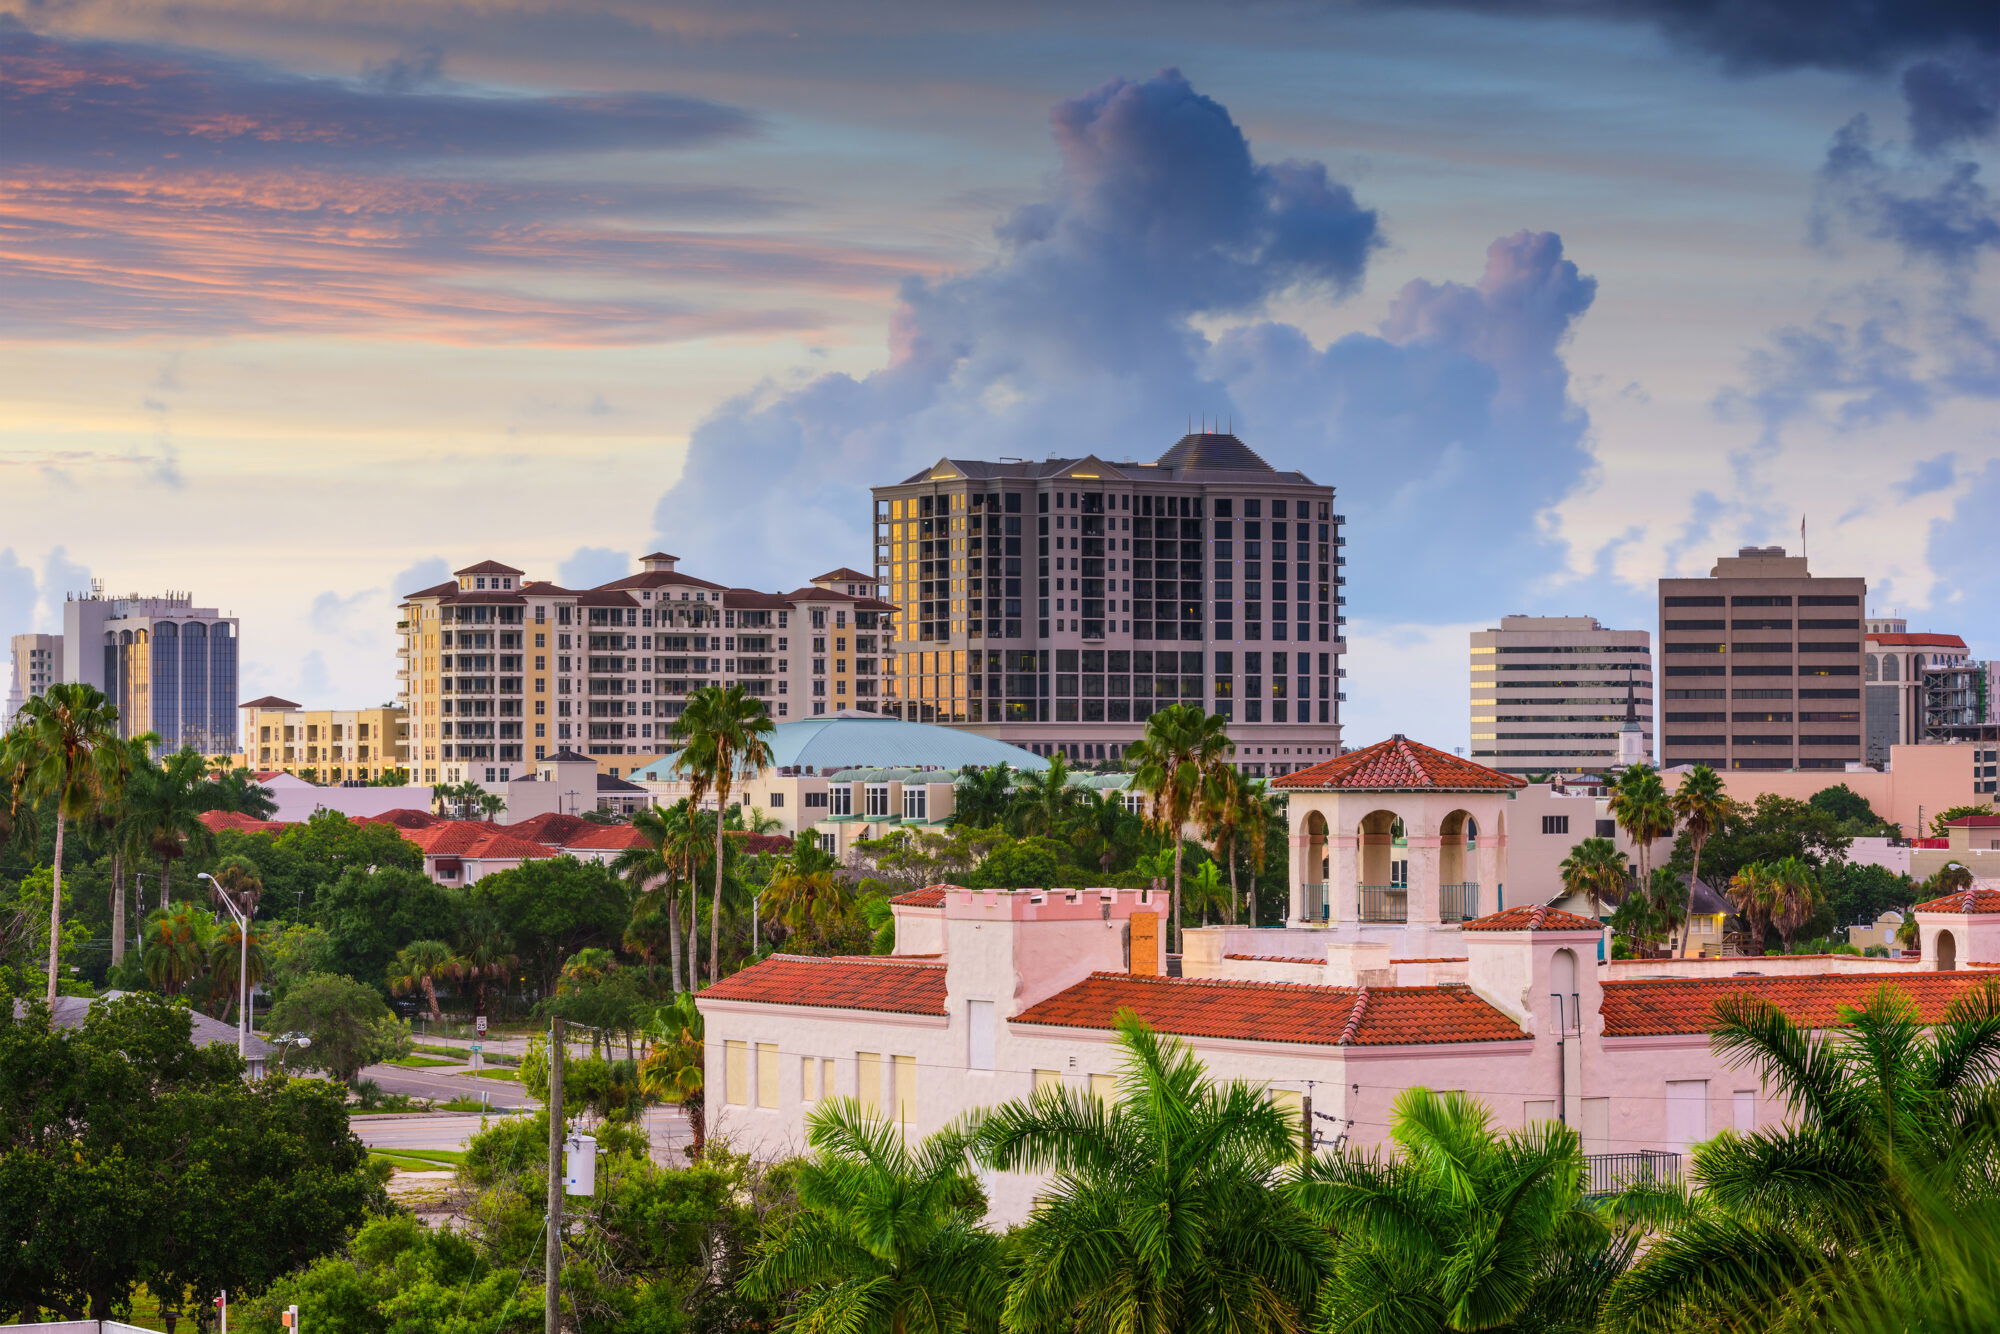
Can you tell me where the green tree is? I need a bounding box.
[972,1013,1328,1332]
[741,1098,1004,1333]
[1,682,125,1005]
[1669,765,1736,956]
[1765,854,1823,952]
[316,864,463,991]
[1727,863,1778,955]
[672,684,776,987]
[201,765,277,820]
[1126,705,1234,952]
[969,836,1075,891]
[469,856,631,998]
[117,746,219,912]
[761,833,850,943]
[1558,837,1629,916]
[386,938,462,1022]
[1602,981,2000,1334]
[451,905,517,1021]
[639,992,709,1159]
[1201,764,1252,924]
[613,802,689,991]
[1014,752,1084,837]
[1298,1087,1634,1334]
[1682,793,1851,891]
[266,971,411,1082]
[1930,805,1991,838]
[140,903,219,998]
[1806,783,1884,831]
[952,763,1017,829]
[1609,764,1674,898]
[0,992,382,1324]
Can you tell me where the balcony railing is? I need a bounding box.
[1302,883,1329,921]
[1440,882,1480,922]
[1359,884,1408,923]
[1584,1150,1680,1198]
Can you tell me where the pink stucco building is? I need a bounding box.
[697,735,2000,1221]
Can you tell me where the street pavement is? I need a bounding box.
[356,1106,694,1163]
[361,1058,536,1109]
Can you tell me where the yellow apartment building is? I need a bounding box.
[230,696,410,783]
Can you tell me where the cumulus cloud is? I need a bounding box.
[557,546,629,589]
[656,70,1607,617]
[1926,459,2000,648]
[0,544,93,639]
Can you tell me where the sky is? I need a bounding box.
[1,0,1994,750]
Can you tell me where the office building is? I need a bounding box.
[1863,617,1996,758]
[4,632,63,723]
[397,556,893,787]
[1656,547,1866,772]
[1468,615,1651,776]
[231,697,410,783]
[61,585,240,754]
[871,432,1345,776]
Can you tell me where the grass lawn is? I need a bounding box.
[437,1096,514,1113]
[386,1054,461,1068]
[370,1148,467,1172]
[470,1067,520,1082]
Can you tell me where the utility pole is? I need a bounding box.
[1300,1083,1314,1160]
[545,1015,565,1334]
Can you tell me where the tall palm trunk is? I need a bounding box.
[109,850,127,968]
[710,785,728,987]
[159,857,171,911]
[422,975,440,1022]
[1170,835,1185,956]
[1227,851,1240,927]
[666,889,685,994]
[686,882,699,992]
[1677,834,1707,959]
[45,811,66,1006]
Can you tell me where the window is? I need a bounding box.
[967,1000,995,1070]
[756,1043,779,1109]
[856,1052,881,1111]
[1033,1069,1062,1093]
[829,786,853,817]
[724,1041,748,1106]
[865,784,891,817]
[904,786,929,821]
[1665,596,1725,607]
[1541,815,1569,835]
[801,1056,819,1103]
[1090,1073,1118,1105]
[892,1054,917,1125]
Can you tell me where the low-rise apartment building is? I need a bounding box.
[230,696,408,783]
[398,556,894,787]
[4,632,62,722]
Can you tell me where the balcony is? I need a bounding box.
[1301,883,1329,921]
[1440,882,1480,923]
[1584,1151,1680,1199]
[1359,885,1408,923]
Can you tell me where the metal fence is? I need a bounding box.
[1584,1149,1681,1197]
[1440,882,1479,922]
[1301,883,1329,921]
[1359,884,1408,923]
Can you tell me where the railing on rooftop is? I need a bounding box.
[1583,1149,1680,1198]
[1440,882,1479,923]
[1302,883,1329,921]
[1359,884,1408,923]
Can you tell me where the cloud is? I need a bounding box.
[0,551,37,641]
[0,18,754,167]
[557,546,629,589]
[653,70,1388,584]
[0,543,92,638]
[1895,452,1958,498]
[1902,55,2000,153]
[1925,458,2000,650]
[393,557,451,597]
[362,43,445,95]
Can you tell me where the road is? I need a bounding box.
[356,1106,695,1163]
[362,1058,536,1110]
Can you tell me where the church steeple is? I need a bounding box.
[1617,666,1647,768]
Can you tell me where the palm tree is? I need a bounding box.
[386,938,461,1022]
[763,836,849,940]
[2,682,125,1005]
[614,804,683,991]
[1925,862,1977,895]
[103,734,153,968]
[1080,789,1139,877]
[1609,764,1674,897]
[1201,763,1250,924]
[639,992,709,1158]
[1125,705,1234,953]
[1765,854,1821,952]
[1601,981,2000,1334]
[202,765,277,820]
[1297,1087,1634,1333]
[141,904,217,998]
[1014,753,1083,838]
[971,1013,1328,1331]
[1727,863,1779,955]
[952,763,1016,829]
[203,919,270,1023]
[739,1098,1004,1332]
[207,854,264,917]
[1668,764,1735,957]
[622,895,678,987]
[671,684,776,987]
[117,746,217,909]
[453,907,517,1023]
[1238,777,1278,929]
[1559,836,1631,917]
[1184,859,1229,925]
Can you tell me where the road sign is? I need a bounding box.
[470,1042,483,1053]
[475,1014,488,1034]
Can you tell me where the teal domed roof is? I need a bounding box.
[629,712,1048,781]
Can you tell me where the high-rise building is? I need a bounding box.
[398,556,893,787]
[1468,616,1651,776]
[1864,616,1997,757]
[1656,546,1866,772]
[61,585,240,754]
[4,632,63,723]
[231,697,410,783]
[870,432,1345,775]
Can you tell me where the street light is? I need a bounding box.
[197,871,251,1059]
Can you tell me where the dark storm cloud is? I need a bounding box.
[0,17,755,167]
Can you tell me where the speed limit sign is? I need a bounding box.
[476,1014,488,1035]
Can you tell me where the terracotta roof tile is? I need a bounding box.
[453,560,523,576]
[1944,815,2000,828]
[466,832,560,861]
[1601,971,2000,1037]
[700,955,948,1016]
[890,883,963,908]
[238,695,302,710]
[503,811,594,845]
[199,810,291,835]
[1011,973,1528,1047]
[1462,904,1604,932]
[813,568,874,584]
[358,808,442,829]
[1271,735,1527,792]
[1914,889,2000,914]
[1866,633,1968,649]
[563,824,651,850]
[400,820,507,854]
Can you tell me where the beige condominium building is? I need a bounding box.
[1468,615,1651,776]
[231,697,409,783]
[871,432,1346,777]
[4,632,63,723]
[398,556,894,787]
[1657,546,1867,773]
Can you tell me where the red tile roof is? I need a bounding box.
[1601,971,2000,1037]
[563,824,651,851]
[1462,904,1604,932]
[400,821,547,861]
[813,568,875,584]
[199,809,292,835]
[1944,814,2000,828]
[453,560,523,576]
[1011,973,1528,1047]
[358,808,442,829]
[505,811,595,845]
[238,695,302,710]
[1914,889,2000,914]
[700,955,948,1016]
[890,883,963,908]
[1271,735,1527,792]
[1866,633,1968,649]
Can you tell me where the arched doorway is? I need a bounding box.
[1439,810,1479,920]
[1358,810,1406,922]
[1302,811,1329,921]
[1937,929,1958,972]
